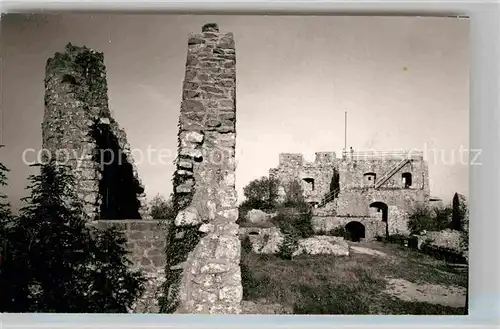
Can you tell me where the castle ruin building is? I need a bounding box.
[42,44,164,313]
[269,152,338,204]
[42,44,149,221]
[270,150,431,241]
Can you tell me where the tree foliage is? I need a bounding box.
[241,176,280,211]
[0,158,13,241]
[283,180,305,207]
[329,168,340,196]
[0,160,145,312]
[149,193,176,221]
[0,158,13,293]
[408,204,452,235]
[451,193,467,231]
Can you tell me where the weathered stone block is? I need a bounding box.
[179,147,203,159]
[180,131,205,144]
[175,206,201,227]
[188,36,206,45]
[179,159,194,169]
[200,261,231,274]
[182,100,205,113]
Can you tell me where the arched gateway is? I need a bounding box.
[345,221,366,242]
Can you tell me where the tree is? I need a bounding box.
[0,158,13,287]
[0,158,12,242]
[329,168,340,197]
[283,180,305,207]
[451,193,467,231]
[241,176,280,211]
[149,193,176,221]
[0,160,145,312]
[408,203,451,235]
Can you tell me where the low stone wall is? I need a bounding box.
[88,219,167,313]
[240,227,283,254]
[409,229,467,264]
[425,229,464,252]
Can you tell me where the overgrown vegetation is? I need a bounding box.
[451,193,467,231]
[148,193,176,222]
[327,226,350,239]
[321,168,340,204]
[282,180,304,208]
[0,160,145,312]
[419,243,467,265]
[0,155,13,285]
[408,204,453,234]
[237,176,280,222]
[408,197,468,236]
[376,233,408,246]
[273,180,314,259]
[237,177,314,260]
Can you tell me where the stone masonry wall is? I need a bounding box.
[338,157,430,193]
[163,24,241,314]
[311,216,386,241]
[269,152,338,203]
[88,220,167,313]
[42,44,148,221]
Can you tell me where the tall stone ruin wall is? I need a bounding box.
[42,44,149,221]
[269,152,338,203]
[164,24,242,314]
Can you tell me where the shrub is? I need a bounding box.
[420,243,467,264]
[277,232,299,260]
[273,207,314,240]
[376,233,408,246]
[387,234,408,245]
[327,226,350,239]
[241,235,253,254]
[408,204,451,234]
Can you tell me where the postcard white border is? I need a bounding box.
[1,1,499,328]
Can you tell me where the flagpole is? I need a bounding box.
[344,111,347,151]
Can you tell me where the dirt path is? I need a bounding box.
[350,245,387,257]
[384,277,466,308]
[348,243,467,308]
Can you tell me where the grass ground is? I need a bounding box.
[241,240,468,315]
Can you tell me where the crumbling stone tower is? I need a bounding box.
[163,23,241,314]
[42,44,148,221]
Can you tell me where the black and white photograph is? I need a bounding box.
[0,14,469,315]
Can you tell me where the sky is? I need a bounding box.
[1,14,469,211]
